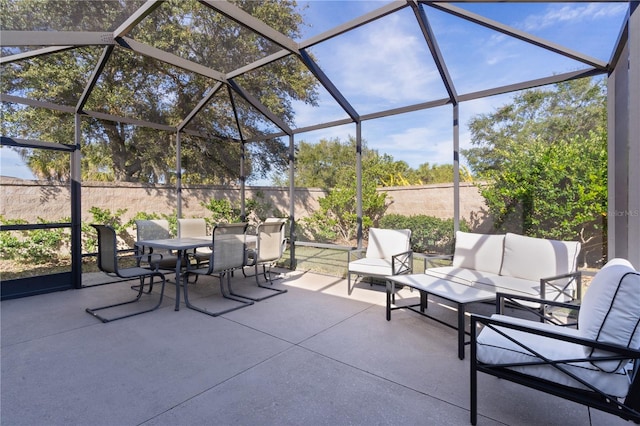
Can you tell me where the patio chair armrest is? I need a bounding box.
[245,248,257,267]
[134,252,163,271]
[540,270,583,301]
[496,292,581,325]
[347,248,366,263]
[392,250,413,275]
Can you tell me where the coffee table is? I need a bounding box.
[386,274,496,359]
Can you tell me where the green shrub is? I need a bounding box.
[83,207,130,252]
[0,216,68,263]
[379,214,468,254]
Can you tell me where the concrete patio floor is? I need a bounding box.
[1,269,629,425]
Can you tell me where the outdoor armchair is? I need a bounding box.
[347,228,413,294]
[470,258,640,424]
[86,224,167,323]
[183,222,252,316]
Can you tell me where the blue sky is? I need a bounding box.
[0,1,628,182]
[282,1,627,178]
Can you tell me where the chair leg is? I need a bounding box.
[86,273,166,323]
[470,320,478,425]
[228,264,287,302]
[183,271,254,317]
[131,275,154,293]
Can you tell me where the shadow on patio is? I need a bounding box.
[0,270,628,425]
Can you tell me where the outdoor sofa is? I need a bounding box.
[423,231,583,305]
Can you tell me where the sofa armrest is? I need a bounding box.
[496,292,581,326]
[391,250,413,275]
[540,270,583,302]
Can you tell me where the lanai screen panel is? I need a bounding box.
[127,0,287,74]
[307,6,450,116]
[0,0,146,32]
[453,1,627,61]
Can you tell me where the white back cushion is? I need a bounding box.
[452,231,505,275]
[500,233,580,281]
[578,258,640,371]
[365,228,411,261]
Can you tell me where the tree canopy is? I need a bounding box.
[464,78,606,176]
[1,0,318,183]
[462,78,607,263]
[275,136,467,188]
[289,136,466,243]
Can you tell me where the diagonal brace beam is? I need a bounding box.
[227,79,292,135]
[299,50,360,122]
[198,0,300,53]
[116,36,227,82]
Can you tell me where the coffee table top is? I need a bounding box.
[387,273,496,304]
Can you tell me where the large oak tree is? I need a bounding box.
[1,0,318,183]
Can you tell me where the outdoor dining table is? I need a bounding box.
[135,237,212,311]
[135,235,258,311]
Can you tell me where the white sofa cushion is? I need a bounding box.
[451,231,505,275]
[474,275,539,297]
[578,258,640,371]
[476,314,632,398]
[500,233,580,282]
[365,228,411,261]
[423,266,500,288]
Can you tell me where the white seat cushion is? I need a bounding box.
[348,257,393,278]
[474,275,539,297]
[423,267,539,298]
[476,314,631,398]
[424,266,500,288]
[578,258,640,371]
[452,231,505,275]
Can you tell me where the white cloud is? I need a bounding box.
[315,13,442,106]
[290,96,350,129]
[387,126,453,167]
[520,3,627,32]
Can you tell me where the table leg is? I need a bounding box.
[458,303,465,360]
[386,280,392,321]
[174,250,183,311]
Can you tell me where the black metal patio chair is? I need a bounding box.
[470,258,640,424]
[86,224,167,323]
[242,219,288,301]
[183,222,253,316]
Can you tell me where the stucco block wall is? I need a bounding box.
[0,177,489,229]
